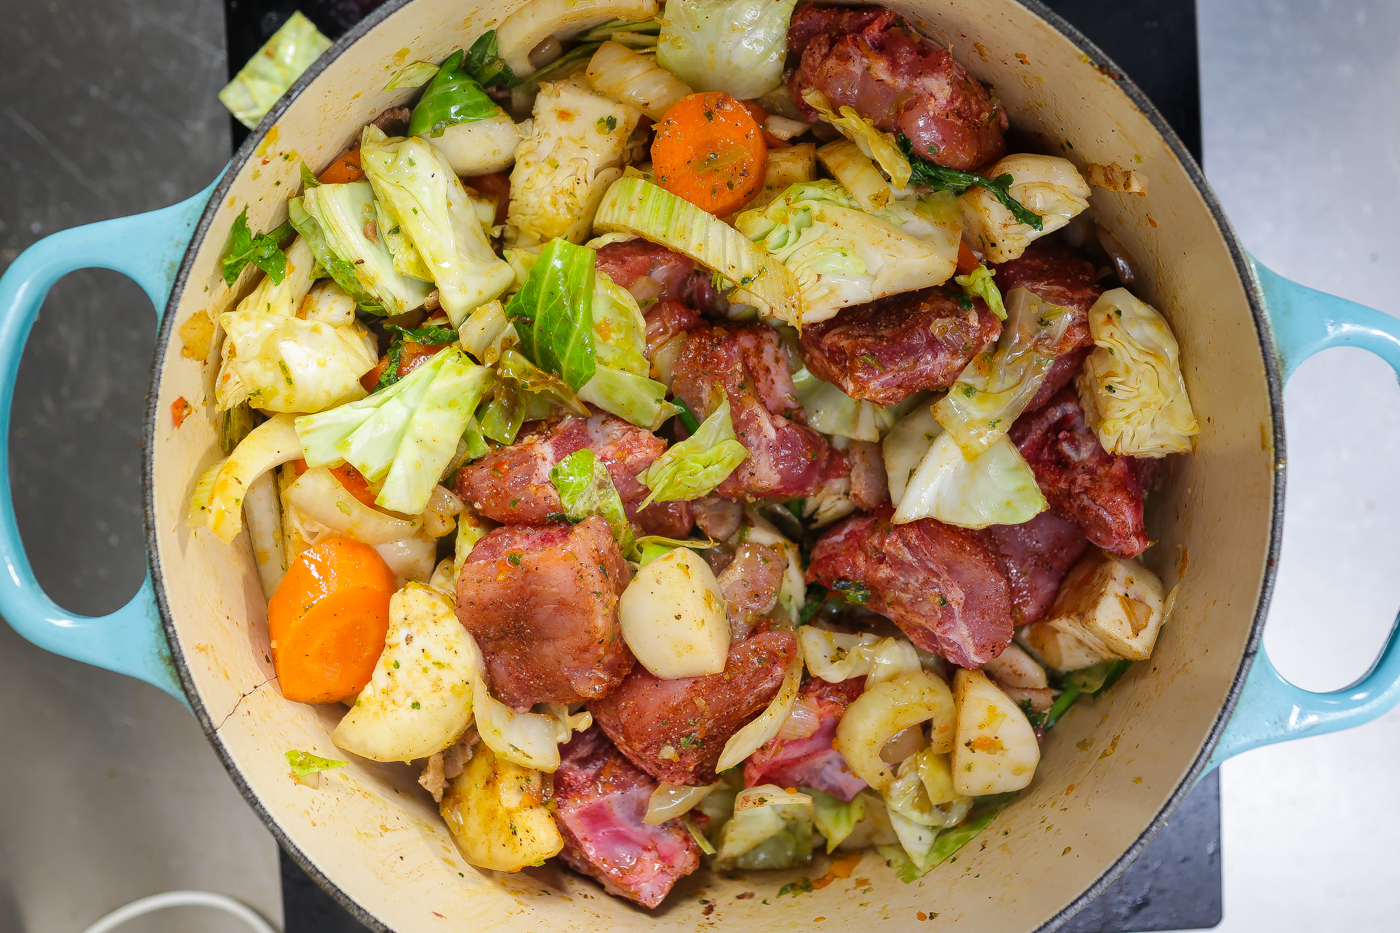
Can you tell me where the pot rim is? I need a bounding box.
[142,1,1287,929]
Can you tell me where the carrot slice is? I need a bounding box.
[956,241,982,276]
[652,92,768,216]
[318,148,364,184]
[268,536,397,704]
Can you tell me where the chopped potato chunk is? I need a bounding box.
[441,744,563,872]
[951,669,1040,796]
[1023,550,1166,671]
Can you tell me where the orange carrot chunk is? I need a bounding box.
[317,148,364,184]
[267,537,397,704]
[652,92,768,216]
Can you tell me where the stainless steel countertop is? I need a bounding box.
[1,1,1396,931]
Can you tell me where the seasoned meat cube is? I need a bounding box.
[589,631,798,785]
[553,726,701,908]
[847,439,890,509]
[454,411,693,538]
[716,542,789,639]
[673,322,841,501]
[692,496,744,542]
[807,507,1014,667]
[456,518,634,708]
[743,677,867,802]
[798,286,1002,406]
[1010,388,1151,558]
[981,510,1089,625]
[596,239,725,312]
[1026,346,1092,414]
[787,3,1007,171]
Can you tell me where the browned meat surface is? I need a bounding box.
[787,3,1007,170]
[716,543,789,639]
[673,322,842,501]
[454,410,692,538]
[743,677,867,801]
[807,506,1013,667]
[692,496,744,541]
[589,631,798,784]
[1026,345,1092,413]
[554,726,701,908]
[1010,389,1150,558]
[643,300,701,356]
[596,239,725,312]
[981,510,1089,625]
[847,439,890,509]
[456,518,634,708]
[798,287,1002,406]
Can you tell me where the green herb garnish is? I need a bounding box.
[898,135,1043,231]
[221,207,293,287]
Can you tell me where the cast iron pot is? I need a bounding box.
[3,0,1399,929]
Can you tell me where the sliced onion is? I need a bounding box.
[833,669,955,791]
[285,467,420,544]
[650,333,686,388]
[208,413,303,543]
[733,785,812,812]
[865,637,922,688]
[373,532,437,587]
[466,632,588,774]
[715,646,804,773]
[878,724,928,764]
[243,470,286,598]
[423,484,464,538]
[776,696,822,740]
[645,781,718,825]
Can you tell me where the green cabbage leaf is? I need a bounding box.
[639,398,749,506]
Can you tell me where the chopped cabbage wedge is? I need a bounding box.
[960,154,1090,263]
[955,264,1007,320]
[496,0,658,76]
[818,139,907,213]
[791,365,907,442]
[933,286,1073,456]
[883,402,944,506]
[639,398,749,506]
[715,786,815,868]
[800,629,921,686]
[577,367,677,430]
[884,750,972,828]
[215,311,377,414]
[287,196,388,315]
[656,0,800,100]
[360,126,513,326]
[575,272,681,428]
[892,432,1047,529]
[801,89,912,192]
[733,180,959,324]
[218,11,330,129]
[1077,288,1199,456]
[503,237,597,391]
[549,448,636,555]
[208,414,304,543]
[299,181,434,316]
[593,175,801,326]
[294,348,491,515]
[807,787,866,853]
[507,77,639,248]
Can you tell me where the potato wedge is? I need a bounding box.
[1023,550,1166,671]
[441,744,563,872]
[618,547,730,679]
[332,584,474,763]
[951,669,1040,796]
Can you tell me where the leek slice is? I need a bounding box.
[592,176,801,326]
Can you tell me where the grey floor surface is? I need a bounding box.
[1,1,1398,932]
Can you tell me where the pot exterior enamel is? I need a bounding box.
[145,1,1280,930]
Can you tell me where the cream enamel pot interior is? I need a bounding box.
[4,0,1400,930]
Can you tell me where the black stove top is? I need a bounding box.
[224,2,1219,929]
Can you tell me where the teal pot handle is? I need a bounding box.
[0,181,217,703]
[1207,257,1400,770]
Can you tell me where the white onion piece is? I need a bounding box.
[208,413,303,542]
[285,467,421,544]
[423,484,464,538]
[800,627,881,682]
[497,0,657,75]
[776,696,822,740]
[715,645,804,773]
[243,470,286,598]
[586,41,692,121]
[878,724,928,764]
[865,637,922,688]
[833,669,956,791]
[733,785,812,812]
[373,532,438,588]
[465,630,588,774]
[644,781,718,825]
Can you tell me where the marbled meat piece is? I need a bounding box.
[454,410,692,538]
[806,506,1014,667]
[643,300,701,356]
[981,510,1089,625]
[847,439,890,509]
[743,677,867,802]
[787,3,1007,170]
[554,726,701,908]
[673,322,843,501]
[798,286,1002,406]
[692,495,744,541]
[716,542,789,639]
[589,631,798,785]
[1009,388,1150,558]
[596,238,725,312]
[456,518,634,708]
